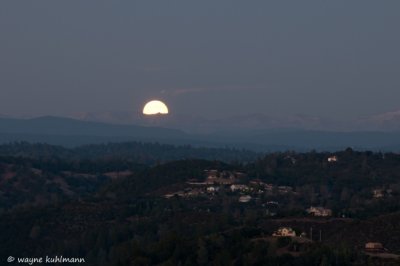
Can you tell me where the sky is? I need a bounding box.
[1,1,399,120]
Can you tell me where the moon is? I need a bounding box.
[143,100,169,115]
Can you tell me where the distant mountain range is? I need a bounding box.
[356,110,400,131]
[0,116,189,147]
[1,115,400,151]
[65,110,400,132]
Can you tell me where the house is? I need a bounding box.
[164,188,204,199]
[204,170,219,183]
[204,170,243,185]
[272,227,296,237]
[234,172,247,179]
[265,209,276,216]
[164,191,185,199]
[264,184,274,191]
[278,186,293,193]
[205,170,219,179]
[327,156,338,162]
[186,189,202,197]
[264,201,279,216]
[215,178,236,185]
[306,206,332,217]
[365,242,384,253]
[230,184,249,192]
[285,155,297,165]
[207,186,219,193]
[250,179,265,186]
[238,195,252,203]
[372,189,384,199]
[186,179,208,186]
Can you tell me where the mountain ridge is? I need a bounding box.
[1,116,400,151]
[63,109,400,132]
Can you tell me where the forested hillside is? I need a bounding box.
[1,143,400,265]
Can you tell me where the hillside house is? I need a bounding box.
[238,195,252,203]
[306,206,332,217]
[372,189,384,198]
[272,227,296,237]
[265,209,277,217]
[204,170,245,185]
[205,170,219,179]
[207,186,219,193]
[285,155,297,164]
[278,186,293,193]
[365,242,384,253]
[234,172,247,179]
[327,156,338,162]
[249,179,266,186]
[264,184,274,191]
[230,184,249,192]
[164,191,185,199]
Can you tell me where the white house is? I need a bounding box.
[327,156,338,162]
[365,242,384,252]
[238,195,252,203]
[230,184,249,192]
[207,186,219,193]
[372,189,384,198]
[272,227,296,237]
[306,206,332,217]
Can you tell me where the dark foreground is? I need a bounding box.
[1,143,400,265]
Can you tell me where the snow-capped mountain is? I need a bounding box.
[65,111,347,133]
[356,110,400,131]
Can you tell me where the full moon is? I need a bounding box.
[143,100,169,115]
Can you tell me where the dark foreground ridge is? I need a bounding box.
[1,143,400,265]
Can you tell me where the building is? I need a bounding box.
[238,195,252,203]
[265,209,277,217]
[300,232,307,238]
[204,170,244,185]
[249,179,265,186]
[272,227,296,237]
[164,191,185,198]
[205,170,219,179]
[372,189,384,199]
[278,186,293,193]
[264,184,274,191]
[327,156,338,162]
[207,186,219,193]
[306,206,333,217]
[284,155,297,165]
[230,184,249,192]
[365,242,384,253]
[234,172,247,179]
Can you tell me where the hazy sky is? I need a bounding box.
[1,1,399,119]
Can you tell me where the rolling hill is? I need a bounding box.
[1,116,400,151]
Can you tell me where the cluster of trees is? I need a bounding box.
[2,200,398,266]
[0,142,259,164]
[246,149,400,218]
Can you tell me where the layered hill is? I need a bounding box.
[1,116,400,151]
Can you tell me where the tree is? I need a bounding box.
[29,225,41,239]
[196,239,209,266]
